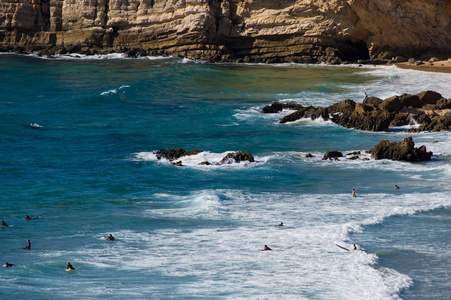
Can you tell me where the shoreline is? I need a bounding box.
[395,60,451,73]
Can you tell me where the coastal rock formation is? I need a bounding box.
[156,148,204,161]
[219,151,254,164]
[1,1,450,62]
[369,137,432,162]
[263,90,451,133]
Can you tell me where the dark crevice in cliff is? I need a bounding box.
[104,0,110,30]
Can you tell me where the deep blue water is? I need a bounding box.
[1,54,450,299]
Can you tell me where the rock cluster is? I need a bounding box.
[263,91,451,132]
[1,1,450,63]
[156,148,254,166]
[318,137,432,162]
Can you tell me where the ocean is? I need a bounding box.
[0,53,450,299]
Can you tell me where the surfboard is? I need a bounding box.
[336,244,350,251]
[66,268,75,272]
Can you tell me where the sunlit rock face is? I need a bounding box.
[1,0,449,63]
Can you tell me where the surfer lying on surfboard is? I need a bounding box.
[336,244,357,251]
[260,245,272,251]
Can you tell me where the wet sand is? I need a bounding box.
[395,60,451,73]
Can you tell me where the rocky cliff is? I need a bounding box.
[1,0,450,63]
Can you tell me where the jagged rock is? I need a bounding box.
[322,151,343,160]
[156,148,204,161]
[417,91,443,107]
[369,137,432,162]
[172,161,183,167]
[262,102,303,113]
[220,151,254,164]
[379,96,403,113]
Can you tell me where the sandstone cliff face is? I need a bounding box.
[0,0,450,63]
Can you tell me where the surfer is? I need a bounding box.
[24,215,31,220]
[353,244,357,250]
[23,240,31,250]
[1,220,8,227]
[277,222,284,227]
[363,92,368,103]
[394,184,400,189]
[105,234,115,241]
[66,262,75,271]
[352,189,356,197]
[262,245,272,251]
[3,262,15,267]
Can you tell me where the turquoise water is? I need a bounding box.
[1,54,450,299]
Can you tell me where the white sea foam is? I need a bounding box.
[133,150,262,168]
[45,189,450,299]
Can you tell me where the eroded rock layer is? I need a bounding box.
[1,1,450,62]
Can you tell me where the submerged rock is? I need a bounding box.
[156,148,204,161]
[322,151,343,160]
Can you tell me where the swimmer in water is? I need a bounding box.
[1,220,8,227]
[66,262,75,271]
[352,189,356,197]
[394,184,400,189]
[277,222,284,227]
[3,262,15,267]
[24,215,31,220]
[105,234,115,241]
[23,240,31,250]
[263,245,272,251]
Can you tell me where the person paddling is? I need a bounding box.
[3,262,15,267]
[66,262,75,271]
[1,220,8,227]
[262,245,272,251]
[277,222,284,227]
[105,234,115,241]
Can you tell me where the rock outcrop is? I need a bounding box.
[263,90,451,132]
[1,1,450,63]
[156,148,204,161]
[156,148,254,165]
[369,137,432,162]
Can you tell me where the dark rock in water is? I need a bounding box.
[417,90,443,107]
[364,97,383,107]
[305,153,314,158]
[322,151,343,160]
[262,102,304,113]
[279,106,315,123]
[220,151,254,164]
[346,151,361,156]
[369,137,432,162]
[198,161,211,165]
[172,161,183,166]
[156,148,204,161]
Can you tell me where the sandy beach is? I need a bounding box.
[395,59,451,73]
